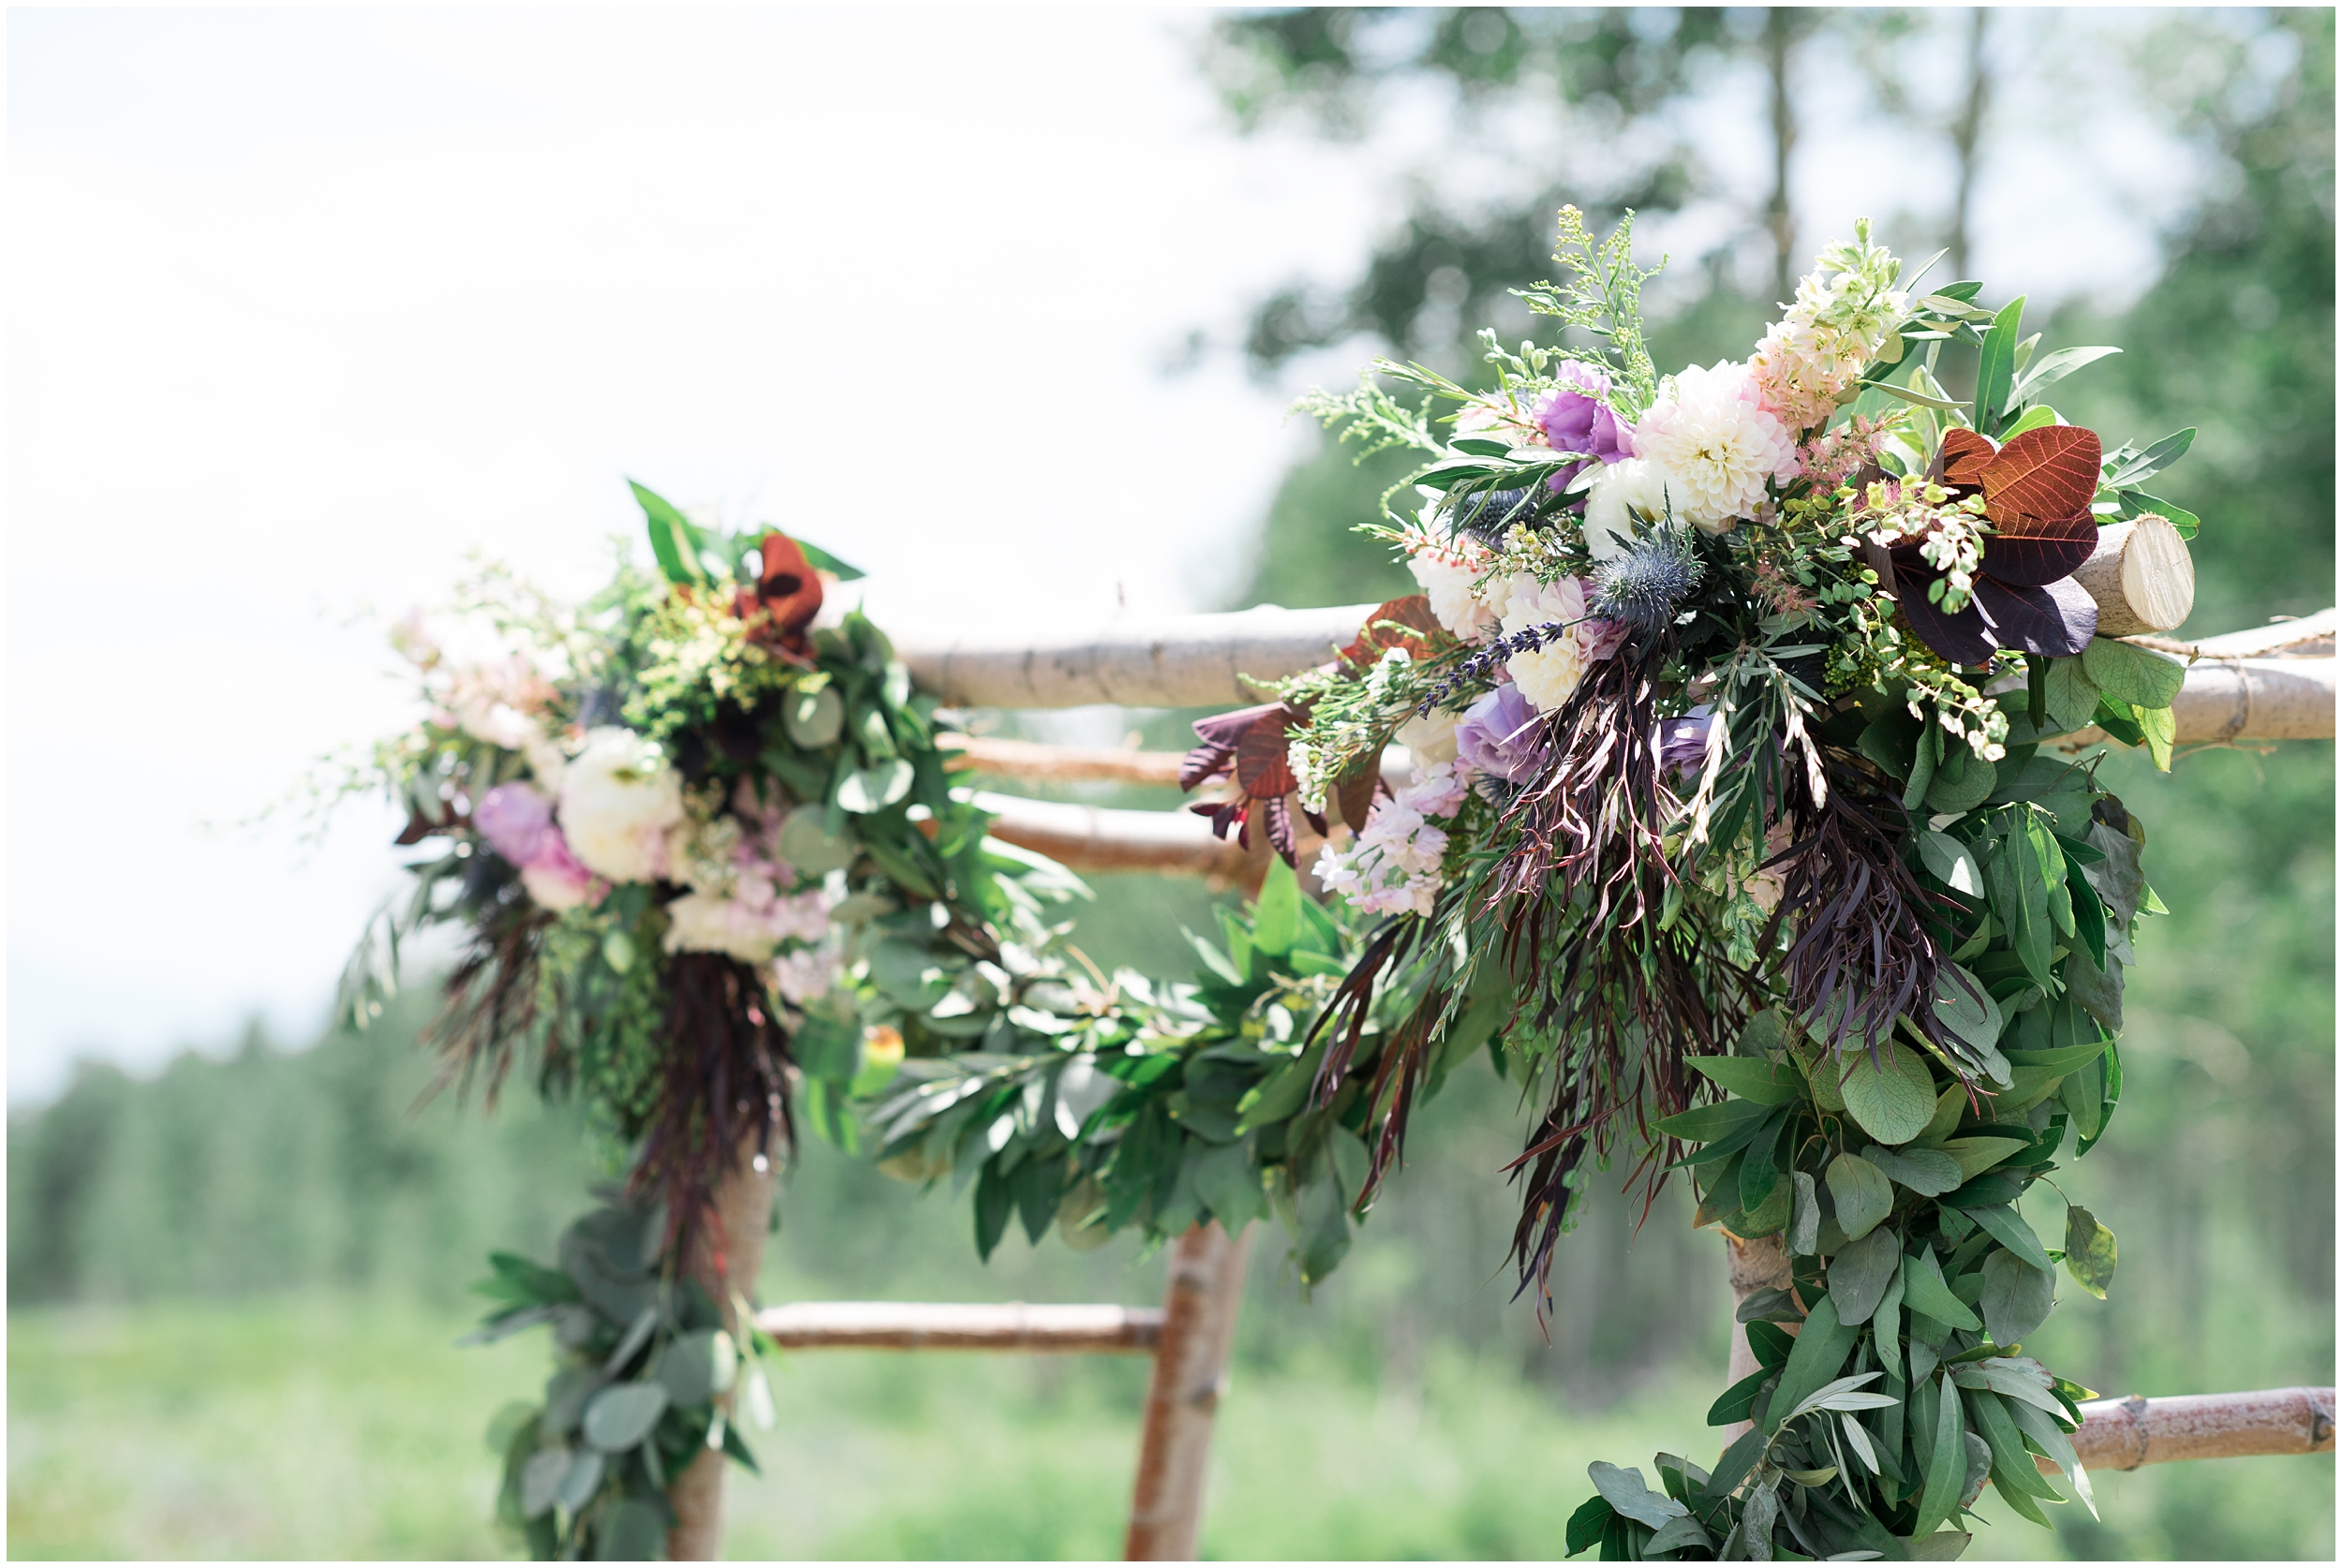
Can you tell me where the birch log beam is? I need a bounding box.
[899,604,1369,709]
[1720,1233,1796,1441]
[753,1300,1163,1353]
[2053,1387,2335,1471]
[971,791,1255,880]
[1125,1221,1254,1561]
[666,1153,778,1561]
[2072,515,2196,636]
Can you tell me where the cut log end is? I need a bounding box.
[2077,515,2196,636]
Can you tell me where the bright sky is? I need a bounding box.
[6,8,2215,1102]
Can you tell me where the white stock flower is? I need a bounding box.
[1499,575,1591,714]
[557,726,685,883]
[1629,362,1798,532]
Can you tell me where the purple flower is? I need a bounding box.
[1454,684,1549,784]
[1535,362,1637,496]
[474,781,553,866]
[1657,705,1722,776]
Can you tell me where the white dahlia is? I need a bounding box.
[1630,362,1798,532]
[1404,534,1499,642]
[557,726,685,884]
[1580,457,1679,561]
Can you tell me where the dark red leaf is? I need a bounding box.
[1981,510,2097,587]
[1340,595,1447,668]
[1894,570,1998,664]
[1979,425,2100,529]
[1972,576,2097,657]
[1232,707,1303,799]
[1939,427,1996,489]
[1180,702,1287,791]
[1334,764,1384,835]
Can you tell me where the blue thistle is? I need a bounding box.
[1593,526,1704,633]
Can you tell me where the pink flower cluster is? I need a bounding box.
[1313,763,1469,917]
[474,783,604,911]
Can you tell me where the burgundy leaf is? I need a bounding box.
[1972,576,2097,657]
[1333,764,1384,835]
[1232,707,1303,800]
[1981,510,2097,587]
[1339,594,1447,669]
[1979,425,2101,529]
[1894,568,1999,665]
[1180,702,1286,791]
[1939,427,1996,489]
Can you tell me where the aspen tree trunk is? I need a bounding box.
[1721,1232,1795,1441]
[666,1153,778,1561]
[1125,1221,1254,1561]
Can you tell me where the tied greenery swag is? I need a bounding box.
[1168,210,2188,1558]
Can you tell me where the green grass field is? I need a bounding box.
[10,1292,2329,1560]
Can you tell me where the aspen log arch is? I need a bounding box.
[666,1148,778,1561]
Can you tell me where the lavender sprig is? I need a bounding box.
[1417,620,1579,716]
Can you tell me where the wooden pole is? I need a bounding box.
[898,604,1366,710]
[2059,1386,2336,1471]
[1125,1221,1255,1561]
[665,1153,778,1561]
[2071,516,2195,636]
[753,1300,1163,1353]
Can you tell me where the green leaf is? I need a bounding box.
[1902,1249,1983,1332]
[1564,1495,1615,1558]
[1828,1227,1902,1325]
[2103,426,2195,487]
[2119,487,2199,539]
[784,685,845,748]
[1739,1107,1791,1213]
[1588,1462,1686,1530]
[1786,1171,1821,1257]
[1903,723,1939,810]
[1938,1137,2030,1182]
[597,1498,668,1561]
[1956,1204,2056,1275]
[628,480,706,586]
[1708,1366,1776,1427]
[1248,857,1301,956]
[1766,1295,1858,1433]
[1840,1040,1940,1146]
[1979,1249,2055,1344]
[1925,741,1997,816]
[2011,345,2120,404]
[837,759,914,814]
[1973,297,2025,430]
[1964,1385,2068,1503]
[1655,1098,1774,1145]
[2063,1206,2117,1298]
[2040,658,2103,736]
[581,1382,670,1452]
[1686,1056,1805,1104]
[1934,964,2005,1063]
[653,1329,737,1407]
[1912,1372,1969,1537]
[778,805,857,876]
[1827,1152,1894,1242]
[2138,700,2175,771]
[1865,1143,1964,1196]
[791,537,867,581]
[2082,639,2186,710]
[1918,831,1984,897]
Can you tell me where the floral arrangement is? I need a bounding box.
[344,484,1463,1553]
[1178,209,2198,1559]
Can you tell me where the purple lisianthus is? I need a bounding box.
[1657,705,1722,776]
[1535,361,1637,496]
[474,781,554,865]
[1454,684,1549,784]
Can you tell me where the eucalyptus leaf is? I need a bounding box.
[837,759,914,814]
[1840,1041,1939,1146]
[1864,1143,1964,1196]
[1979,1248,2055,1344]
[1956,1204,2057,1275]
[2082,638,2186,710]
[1828,1227,1902,1324]
[1786,1171,1821,1256]
[597,1498,669,1561]
[581,1382,670,1453]
[1918,832,1984,897]
[519,1447,571,1519]
[555,1447,605,1513]
[1826,1153,1893,1241]
[1588,1461,1686,1529]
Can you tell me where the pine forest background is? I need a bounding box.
[9,8,2334,1561]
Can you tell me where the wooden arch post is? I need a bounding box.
[1125,1221,1256,1561]
[666,1154,779,1561]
